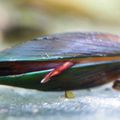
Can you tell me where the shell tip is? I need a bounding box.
[41,78,46,84]
[40,78,50,84]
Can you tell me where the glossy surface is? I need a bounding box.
[0,32,120,91]
[0,61,120,91]
[0,32,120,61]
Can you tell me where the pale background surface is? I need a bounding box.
[0,84,120,120]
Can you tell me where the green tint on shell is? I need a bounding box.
[0,61,120,91]
[0,32,120,91]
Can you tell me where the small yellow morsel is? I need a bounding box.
[65,90,75,99]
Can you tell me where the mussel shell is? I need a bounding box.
[0,61,120,91]
[0,32,120,90]
[0,32,120,62]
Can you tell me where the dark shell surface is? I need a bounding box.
[0,32,120,62]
